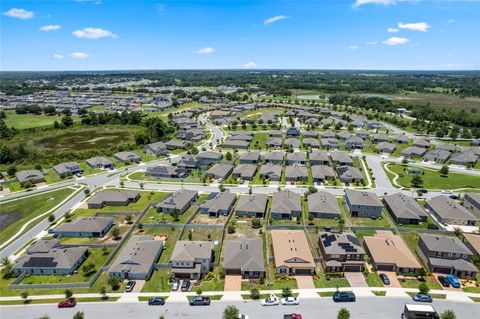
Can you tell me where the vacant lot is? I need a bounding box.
[3,111,79,129]
[0,187,77,245]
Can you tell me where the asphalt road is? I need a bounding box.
[1,297,478,319]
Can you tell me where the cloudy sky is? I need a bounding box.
[1,0,479,70]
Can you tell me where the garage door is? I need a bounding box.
[433,267,451,274]
[344,265,362,272]
[377,264,395,271]
[225,269,241,275]
[295,269,313,275]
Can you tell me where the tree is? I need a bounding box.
[411,174,423,188]
[225,152,232,161]
[48,214,55,223]
[107,276,121,291]
[65,289,73,299]
[61,115,74,127]
[337,308,350,319]
[82,262,95,275]
[223,305,239,319]
[282,287,292,297]
[440,310,456,319]
[84,188,90,196]
[188,230,193,241]
[138,223,143,231]
[227,222,236,234]
[251,218,262,229]
[418,282,430,295]
[20,291,29,304]
[125,215,133,224]
[101,245,109,255]
[73,311,85,319]
[111,227,121,240]
[439,165,449,176]
[171,208,179,222]
[39,316,51,319]
[308,212,314,224]
[196,288,202,295]
[207,233,211,240]
[338,218,345,232]
[1,257,13,278]
[99,286,108,300]
[7,165,16,177]
[250,288,260,300]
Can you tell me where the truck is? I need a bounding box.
[401,304,439,319]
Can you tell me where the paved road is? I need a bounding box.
[0,297,477,319]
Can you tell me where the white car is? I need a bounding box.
[441,190,453,194]
[261,297,279,306]
[281,297,299,305]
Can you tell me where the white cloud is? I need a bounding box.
[195,47,215,55]
[3,8,34,19]
[353,0,396,8]
[53,54,64,59]
[40,25,61,31]
[366,41,378,45]
[264,15,289,25]
[72,27,117,39]
[398,22,430,32]
[388,27,399,33]
[448,19,456,24]
[242,62,257,68]
[383,36,410,46]
[69,52,89,59]
[348,45,359,50]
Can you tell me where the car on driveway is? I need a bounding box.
[147,297,165,306]
[412,294,433,303]
[189,296,211,306]
[445,275,461,288]
[125,280,136,292]
[58,298,76,308]
[171,278,179,291]
[261,296,279,306]
[281,297,299,305]
[333,292,356,302]
[379,273,390,285]
[181,279,190,292]
[283,314,303,319]
[438,276,450,288]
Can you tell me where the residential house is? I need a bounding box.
[264,151,284,164]
[318,232,365,272]
[86,156,114,170]
[384,192,428,225]
[436,144,457,153]
[345,136,364,149]
[463,193,480,219]
[393,134,409,144]
[401,146,427,158]
[336,166,364,183]
[302,137,320,148]
[170,241,214,279]
[425,195,477,226]
[222,139,249,149]
[309,150,329,165]
[206,163,233,180]
[165,139,188,150]
[233,164,257,181]
[330,152,353,166]
[463,233,480,257]
[266,137,282,148]
[87,190,140,209]
[373,134,389,143]
[269,130,283,137]
[285,165,308,182]
[344,189,383,218]
[287,152,307,165]
[259,164,282,181]
[13,247,88,275]
[271,230,315,275]
[286,127,301,136]
[311,165,335,183]
[423,149,451,163]
[144,141,168,157]
[375,142,396,154]
[307,191,340,219]
[26,239,60,255]
[356,129,371,140]
[145,165,189,179]
[321,138,339,150]
[198,151,223,167]
[412,138,431,149]
[239,151,260,164]
[270,190,302,220]
[235,194,268,218]
[223,239,265,278]
[53,162,82,177]
[199,191,237,217]
[337,132,352,141]
[450,151,478,166]
[114,151,141,164]
[15,170,45,184]
[285,137,301,149]
[155,189,198,214]
[322,130,336,138]
[54,217,114,238]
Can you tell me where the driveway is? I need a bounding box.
[295,275,315,289]
[344,272,368,287]
[380,271,401,288]
[224,275,242,292]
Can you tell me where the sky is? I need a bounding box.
[1,0,479,71]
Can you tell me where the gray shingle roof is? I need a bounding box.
[223,238,265,272]
[308,191,340,215]
[170,241,213,262]
[345,189,383,207]
[427,195,478,222]
[384,193,428,220]
[420,234,472,255]
[271,190,301,215]
[199,191,236,214]
[55,217,113,234]
[236,194,268,214]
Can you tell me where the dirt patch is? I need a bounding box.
[154,235,167,242]
[190,213,228,225]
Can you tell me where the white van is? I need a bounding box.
[402,304,439,319]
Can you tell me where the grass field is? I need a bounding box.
[0,187,78,245]
[249,133,269,150]
[3,111,80,129]
[385,163,480,190]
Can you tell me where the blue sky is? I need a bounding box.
[1,0,479,71]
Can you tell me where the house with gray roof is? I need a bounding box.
[393,134,409,144]
[87,190,140,209]
[356,129,371,140]
[109,235,163,280]
[144,141,168,157]
[199,191,237,217]
[223,238,265,278]
[27,239,60,255]
[239,151,260,164]
[384,193,428,225]
[412,138,431,148]
[425,195,477,226]
[287,151,307,165]
[145,165,188,179]
[15,170,45,184]
[322,130,336,138]
[53,162,82,177]
[285,165,308,182]
[54,217,114,238]
[303,131,319,138]
[264,151,284,164]
[266,137,282,148]
[330,151,353,166]
[309,150,329,165]
[222,139,250,149]
[233,164,257,181]
[303,137,320,148]
[284,137,301,149]
[86,156,114,169]
[321,138,339,150]
[269,130,283,137]
[337,131,352,141]
[423,149,451,163]
[114,151,141,163]
[286,127,301,136]
[156,189,198,214]
[235,194,268,218]
[318,232,365,272]
[336,166,364,183]
[198,151,223,166]
[259,163,282,181]
[13,246,88,275]
[436,144,457,153]
[308,191,340,219]
[177,155,200,170]
[418,234,478,279]
[463,193,480,219]
[270,190,301,220]
[346,136,364,149]
[206,163,233,180]
[345,189,383,218]
[165,139,188,150]
[311,165,335,183]
[373,134,389,143]
[170,241,213,279]
[375,142,396,154]
[401,146,427,158]
[230,132,253,141]
[450,151,478,166]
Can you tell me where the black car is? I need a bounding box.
[379,273,390,285]
[438,276,450,288]
[189,296,211,306]
[148,297,165,306]
[418,189,428,194]
[181,279,190,292]
[333,292,356,302]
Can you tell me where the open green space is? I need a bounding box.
[3,111,80,130]
[249,133,269,150]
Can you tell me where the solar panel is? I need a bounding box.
[23,257,57,268]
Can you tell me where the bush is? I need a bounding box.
[282,287,292,297]
[250,288,260,299]
[251,218,262,229]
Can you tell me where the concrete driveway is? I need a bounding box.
[295,275,315,289]
[344,272,368,287]
[224,275,242,292]
[380,272,401,288]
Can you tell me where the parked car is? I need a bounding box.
[412,294,433,303]
[445,275,461,288]
[418,189,428,194]
[283,314,303,319]
[189,296,211,306]
[438,276,450,288]
[379,273,390,285]
[125,280,136,292]
[238,314,249,319]
[281,297,299,305]
[58,298,76,308]
[449,194,459,200]
[261,296,279,306]
[181,279,190,292]
[333,292,356,302]
[441,190,453,194]
[147,297,165,306]
[171,278,179,291]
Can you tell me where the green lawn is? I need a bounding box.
[0,296,120,306]
[385,163,480,190]
[313,277,350,288]
[365,272,384,287]
[372,291,387,296]
[141,268,172,292]
[241,277,298,291]
[249,133,269,150]
[3,111,79,129]
[0,187,78,245]
[400,277,442,290]
[195,277,225,291]
[141,204,196,225]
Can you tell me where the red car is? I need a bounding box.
[58,298,76,308]
[284,314,303,319]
